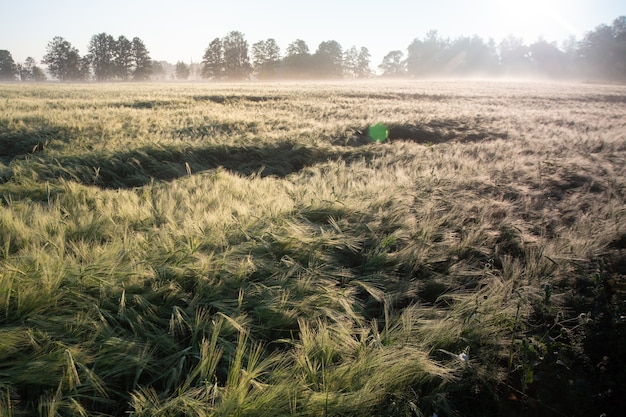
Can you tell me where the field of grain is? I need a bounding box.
[1,80,625,416]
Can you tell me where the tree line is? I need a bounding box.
[195,31,371,80]
[0,33,153,82]
[380,16,625,80]
[0,16,624,82]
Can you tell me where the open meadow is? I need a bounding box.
[0,80,625,416]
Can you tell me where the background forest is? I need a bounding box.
[1,15,625,82]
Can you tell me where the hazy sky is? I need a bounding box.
[1,0,624,68]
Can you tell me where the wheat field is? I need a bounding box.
[0,80,625,416]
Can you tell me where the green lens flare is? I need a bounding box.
[368,123,388,142]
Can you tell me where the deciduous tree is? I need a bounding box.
[252,38,281,79]
[345,46,372,78]
[131,37,152,81]
[356,47,372,78]
[175,61,190,80]
[579,16,626,81]
[79,56,92,81]
[0,50,17,81]
[499,35,532,75]
[151,61,166,80]
[612,16,626,78]
[343,46,359,78]
[528,39,568,77]
[313,40,343,78]
[115,35,133,80]
[407,30,448,77]
[17,57,46,81]
[379,50,406,77]
[284,39,311,78]
[286,39,309,56]
[444,35,498,76]
[223,31,251,80]
[42,36,83,81]
[201,38,224,80]
[88,33,117,81]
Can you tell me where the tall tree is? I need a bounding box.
[499,35,532,75]
[0,50,17,81]
[406,30,448,77]
[612,16,626,79]
[151,61,166,80]
[17,57,31,81]
[343,46,371,78]
[579,16,626,81]
[32,67,46,81]
[444,35,498,76]
[356,47,372,78]
[201,38,224,80]
[175,61,190,80]
[223,31,251,80]
[379,50,406,77]
[313,40,343,78]
[115,35,133,80]
[88,33,117,81]
[17,57,46,81]
[528,39,568,77]
[580,24,614,78]
[42,36,83,81]
[343,46,359,78]
[79,55,92,81]
[131,37,152,81]
[252,38,281,79]
[252,41,266,71]
[264,38,281,63]
[286,39,309,56]
[284,39,311,78]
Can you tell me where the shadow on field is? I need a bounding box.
[111,95,286,109]
[2,141,333,189]
[0,133,48,162]
[344,92,452,101]
[172,120,260,139]
[113,100,182,109]
[573,93,626,104]
[387,119,508,143]
[0,118,68,162]
[343,118,508,146]
[192,95,285,104]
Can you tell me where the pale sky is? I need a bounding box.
[1,0,624,69]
